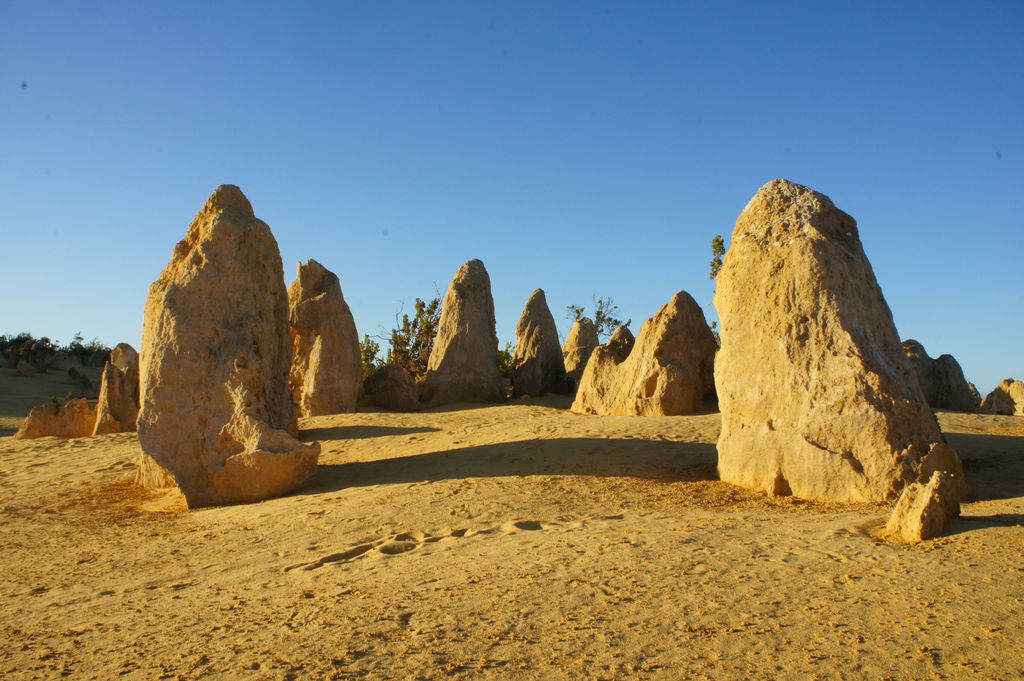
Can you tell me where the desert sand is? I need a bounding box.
[1,366,1022,680]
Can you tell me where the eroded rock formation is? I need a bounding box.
[981,378,1024,416]
[288,259,362,417]
[562,317,599,393]
[92,343,140,435]
[135,185,320,507]
[510,289,567,397]
[714,179,966,503]
[14,398,96,440]
[902,339,980,412]
[571,292,715,416]
[420,259,504,407]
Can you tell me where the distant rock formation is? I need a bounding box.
[92,343,141,435]
[714,179,967,503]
[562,317,599,393]
[287,259,362,417]
[885,471,961,542]
[902,340,980,412]
[135,185,320,508]
[510,289,568,397]
[364,364,422,412]
[571,292,715,416]
[420,259,505,407]
[981,378,1024,416]
[14,398,96,440]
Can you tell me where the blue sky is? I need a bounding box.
[1,1,1021,394]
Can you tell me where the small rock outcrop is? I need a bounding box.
[885,471,961,542]
[364,364,422,412]
[14,398,96,439]
[571,292,716,416]
[562,317,599,393]
[902,340,980,412]
[135,185,320,508]
[510,289,568,397]
[92,343,140,435]
[420,259,505,407]
[981,378,1024,416]
[288,259,362,417]
[714,179,967,503]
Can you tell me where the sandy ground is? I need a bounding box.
[1,372,1022,680]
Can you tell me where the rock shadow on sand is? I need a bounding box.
[301,425,441,440]
[310,438,717,493]
[944,431,1024,501]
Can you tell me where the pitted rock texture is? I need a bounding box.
[714,179,966,503]
[135,185,320,508]
[288,259,362,417]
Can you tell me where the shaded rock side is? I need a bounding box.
[981,378,1024,416]
[510,289,568,397]
[288,259,362,417]
[714,179,966,503]
[420,259,505,407]
[885,471,961,542]
[14,398,96,439]
[570,325,635,414]
[902,340,980,412]
[135,185,320,508]
[92,344,140,435]
[570,292,716,416]
[562,317,599,393]
[364,364,423,412]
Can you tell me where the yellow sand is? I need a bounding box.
[1,368,1022,680]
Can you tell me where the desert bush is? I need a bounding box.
[567,296,630,342]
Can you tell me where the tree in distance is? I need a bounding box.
[567,296,630,342]
[360,297,441,382]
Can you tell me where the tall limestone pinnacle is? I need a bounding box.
[420,259,505,407]
[136,185,320,508]
[714,179,966,503]
[288,259,362,417]
[510,288,568,397]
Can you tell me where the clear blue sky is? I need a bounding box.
[1,1,1021,395]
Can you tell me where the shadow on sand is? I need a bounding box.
[945,431,1024,502]
[301,425,440,441]
[307,437,718,494]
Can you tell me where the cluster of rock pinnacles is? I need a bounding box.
[20,180,1018,540]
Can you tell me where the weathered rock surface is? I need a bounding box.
[714,179,967,503]
[288,259,362,417]
[510,289,568,397]
[902,340,980,412]
[15,360,35,377]
[420,259,505,407]
[135,185,320,508]
[981,378,1024,416]
[562,317,599,393]
[92,342,140,435]
[364,364,423,412]
[14,398,96,439]
[885,471,961,542]
[571,293,716,416]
